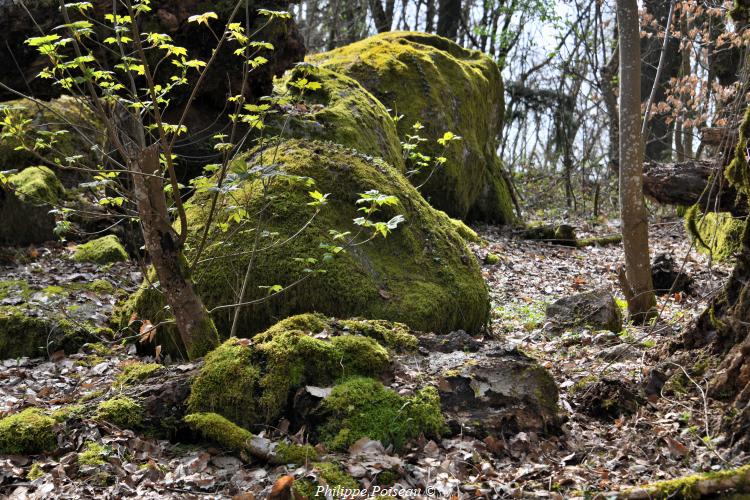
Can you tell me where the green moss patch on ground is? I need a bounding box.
[95,397,143,429]
[310,32,514,223]
[72,235,129,264]
[0,408,56,455]
[7,166,64,205]
[188,322,392,429]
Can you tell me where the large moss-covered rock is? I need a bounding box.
[309,31,514,223]
[0,97,103,187]
[0,279,107,359]
[277,65,403,171]
[0,166,64,246]
[685,207,743,262]
[124,139,489,338]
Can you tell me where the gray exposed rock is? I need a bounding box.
[546,288,623,333]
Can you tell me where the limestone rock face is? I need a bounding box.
[310,32,514,223]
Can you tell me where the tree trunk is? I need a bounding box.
[132,145,219,360]
[368,0,395,33]
[437,0,461,39]
[639,0,681,162]
[617,0,657,321]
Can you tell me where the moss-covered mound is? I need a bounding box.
[186,315,445,452]
[0,408,56,455]
[72,235,129,264]
[686,207,744,262]
[188,318,394,429]
[0,166,64,246]
[0,279,111,359]
[309,31,514,223]
[123,139,489,338]
[277,65,403,171]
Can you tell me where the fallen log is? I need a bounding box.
[643,160,745,215]
[700,126,738,148]
[600,464,750,499]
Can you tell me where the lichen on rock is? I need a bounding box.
[309,32,514,223]
[72,235,129,264]
[0,408,56,455]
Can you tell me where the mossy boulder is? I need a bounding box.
[309,32,514,223]
[72,235,129,264]
[686,207,743,262]
[0,166,64,246]
[187,317,396,429]
[277,65,403,170]
[0,408,56,455]
[0,279,113,359]
[546,288,623,333]
[123,139,489,339]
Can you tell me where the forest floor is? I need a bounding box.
[1,217,748,499]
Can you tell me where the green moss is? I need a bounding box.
[95,397,142,429]
[0,408,56,455]
[318,377,446,451]
[310,32,514,223]
[124,139,489,339]
[625,464,750,499]
[27,462,44,481]
[484,253,500,265]
[84,342,112,356]
[277,65,403,171]
[88,279,115,294]
[72,235,128,264]
[184,412,254,457]
[275,442,319,464]
[117,362,163,385]
[0,305,92,359]
[189,317,396,430]
[685,207,744,262]
[293,462,359,498]
[0,96,103,176]
[78,441,109,466]
[187,339,261,429]
[337,318,418,350]
[50,404,85,422]
[7,166,64,205]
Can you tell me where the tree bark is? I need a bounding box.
[132,145,219,360]
[639,0,681,162]
[436,0,461,39]
[643,160,744,215]
[617,0,657,321]
[368,0,395,33]
[602,38,620,178]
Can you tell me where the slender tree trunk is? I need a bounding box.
[437,0,461,39]
[617,0,657,321]
[132,145,219,359]
[425,0,435,32]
